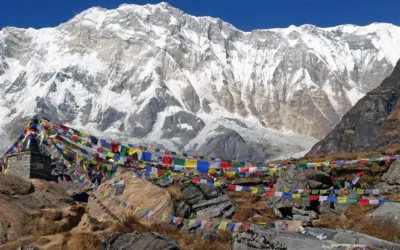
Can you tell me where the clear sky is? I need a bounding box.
[0,0,399,31]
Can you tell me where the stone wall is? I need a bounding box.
[7,152,54,181]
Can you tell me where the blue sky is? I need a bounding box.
[0,0,399,31]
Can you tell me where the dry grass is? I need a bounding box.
[355,220,400,244]
[114,214,232,250]
[232,207,254,222]
[313,205,400,243]
[0,238,36,250]
[62,233,100,250]
[166,184,186,201]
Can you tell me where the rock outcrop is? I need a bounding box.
[0,173,80,245]
[309,59,400,155]
[233,225,335,250]
[177,177,236,219]
[101,232,180,250]
[375,160,400,194]
[371,202,400,225]
[87,172,174,222]
[269,164,309,210]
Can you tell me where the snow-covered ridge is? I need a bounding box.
[0,2,400,161]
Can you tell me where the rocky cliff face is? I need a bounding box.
[1,2,400,161]
[308,59,400,155]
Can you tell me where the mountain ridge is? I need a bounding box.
[1,2,400,161]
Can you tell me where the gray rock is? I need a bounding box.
[178,177,236,218]
[374,182,400,194]
[382,160,400,185]
[232,225,340,250]
[305,227,400,250]
[269,164,309,209]
[101,232,180,250]
[303,169,334,188]
[194,228,218,241]
[371,202,400,225]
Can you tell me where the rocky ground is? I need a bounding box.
[0,159,400,250]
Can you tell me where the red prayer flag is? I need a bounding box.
[97,147,104,153]
[205,221,213,228]
[266,190,275,196]
[128,204,134,210]
[243,223,251,231]
[310,195,319,201]
[356,171,365,177]
[165,150,171,155]
[177,217,184,225]
[228,184,236,191]
[192,178,200,184]
[220,161,233,168]
[358,198,369,206]
[163,156,172,165]
[59,124,70,132]
[111,142,119,153]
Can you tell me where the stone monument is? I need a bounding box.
[7,119,54,181]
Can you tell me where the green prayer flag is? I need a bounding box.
[301,194,310,201]
[213,222,221,229]
[311,190,319,195]
[336,180,343,189]
[174,158,185,166]
[233,163,243,168]
[199,156,205,159]
[297,163,307,169]
[347,198,358,204]
[183,219,190,225]
[171,151,177,156]
[120,146,127,156]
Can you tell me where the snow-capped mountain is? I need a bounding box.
[1,2,400,161]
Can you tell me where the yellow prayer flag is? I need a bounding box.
[4,168,8,175]
[176,151,182,156]
[320,190,327,194]
[218,222,228,230]
[162,215,168,221]
[106,164,112,171]
[227,172,236,178]
[185,159,197,168]
[283,188,291,193]
[148,147,155,152]
[134,207,141,213]
[204,156,210,160]
[214,181,222,187]
[338,197,347,203]
[80,131,90,137]
[107,151,115,158]
[251,188,258,194]
[128,148,139,155]
[208,168,217,174]
[189,219,195,226]
[292,193,301,199]
[357,189,365,195]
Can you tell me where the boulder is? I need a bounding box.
[303,169,333,188]
[101,232,180,250]
[178,177,236,219]
[269,164,309,209]
[0,174,76,245]
[87,172,174,222]
[232,224,338,250]
[371,202,400,225]
[382,160,400,185]
[194,228,218,241]
[375,182,400,194]
[305,227,400,250]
